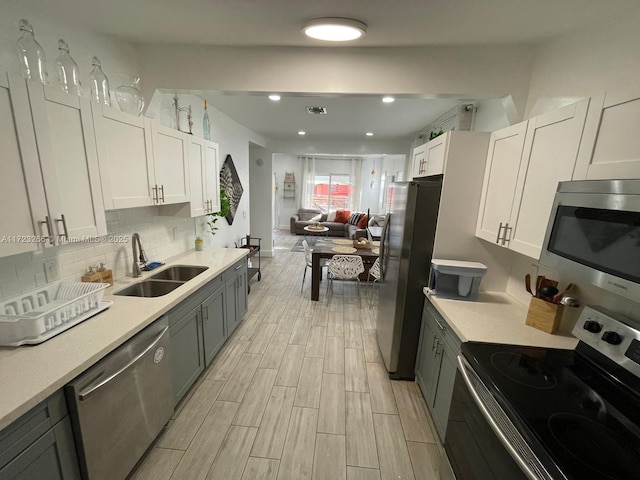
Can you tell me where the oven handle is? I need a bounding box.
[457,355,551,480]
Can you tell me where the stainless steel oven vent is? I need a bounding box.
[306,106,327,115]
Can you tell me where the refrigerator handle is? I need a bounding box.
[379,214,390,280]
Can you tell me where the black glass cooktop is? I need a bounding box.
[462,342,640,480]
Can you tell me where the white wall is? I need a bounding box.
[525,8,640,117]
[137,44,535,121]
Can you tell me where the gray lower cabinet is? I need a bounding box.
[415,299,461,440]
[169,304,205,404]
[201,284,226,367]
[169,259,248,404]
[224,259,248,337]
[0,391,80,480]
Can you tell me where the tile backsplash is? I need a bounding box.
[0,207,195,300]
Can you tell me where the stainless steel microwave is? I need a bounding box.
[540,179,640,302]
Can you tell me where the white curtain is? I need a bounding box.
[350,157,363,211]
[299,156,316,209]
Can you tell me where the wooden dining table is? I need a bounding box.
[310,239,380,301]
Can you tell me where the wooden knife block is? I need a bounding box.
[81,269,113,286]
[525,296,564,334]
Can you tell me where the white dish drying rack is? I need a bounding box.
[0,282,112,346]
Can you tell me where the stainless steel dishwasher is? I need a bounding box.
[65,317,173,480]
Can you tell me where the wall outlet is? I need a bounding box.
[44,259,59,282]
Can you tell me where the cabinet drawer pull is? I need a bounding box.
[235,264,242,271]
[433,317,446,331]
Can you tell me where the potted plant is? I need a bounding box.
[206,188,231,235]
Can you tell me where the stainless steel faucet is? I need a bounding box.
[131,233,148,278]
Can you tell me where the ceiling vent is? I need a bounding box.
[306,106,328,115]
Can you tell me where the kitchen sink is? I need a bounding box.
[150,265,209,282]
[114,280,184,297]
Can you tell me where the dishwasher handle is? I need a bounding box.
[78,325,169,401]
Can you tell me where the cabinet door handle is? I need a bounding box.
[159,185,165,203]
[39,216,54,245]
[435,342,443,356]
[55,214,69,240]
[152,185,158,203]
[502,224,512,246]
[203,305,209,321]
[496,222,505,244]
[432,336,438,351]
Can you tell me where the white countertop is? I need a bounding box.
[424,288,579,349]
[0,248,248,430]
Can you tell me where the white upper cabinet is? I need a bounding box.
[148,122,190,204]
[93,105,190,209]
[475,121,528,245]
[412,133,450,178]
[0,75,107,259]
[475,99,590,259]
[573,86,640,180]
[412,143,427,178]
[508,99,589,258]
[92,104,154,209]
[424,133,448,176]
[0,76,45,257]
[26,82,107,240]
[167,137,219,218]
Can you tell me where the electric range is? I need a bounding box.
[444,306,640,480]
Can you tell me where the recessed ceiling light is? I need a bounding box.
[268,94,281,101]
[302,18,367,42]
[365,132,374,136]
[298,131,306,136]
[382,96,395,103]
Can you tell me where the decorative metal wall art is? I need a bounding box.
[220,154,243,225]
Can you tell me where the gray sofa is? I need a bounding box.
[290,209,385,239]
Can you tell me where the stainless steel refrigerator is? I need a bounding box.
[376,177,442,379]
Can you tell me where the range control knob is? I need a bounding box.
[582,320,602,333]
[583,320,603,333]
[602,331,623,345]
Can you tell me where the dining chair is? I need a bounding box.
[326,255,365,306]
[301,239,328,293]
[367,257,381,308]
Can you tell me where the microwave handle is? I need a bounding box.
[457,355,552,480]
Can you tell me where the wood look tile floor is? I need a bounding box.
[131,232,443,480]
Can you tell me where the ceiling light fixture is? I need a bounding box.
[298,131,306,136]
[302,18,367,42]
[365,132,374,136]
[382,96,395,103]
[268,94,281,101]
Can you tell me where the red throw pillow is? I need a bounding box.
[357,214,369,229]
[334,209,351,223]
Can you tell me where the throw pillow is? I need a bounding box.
[349,212,363,225]
[327,210,337,222]
[310,213,322,222]
[357,214,369,229]
[335,209,351,223]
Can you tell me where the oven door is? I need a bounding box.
[442,356,555,480]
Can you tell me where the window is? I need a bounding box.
[311,174,353,212]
